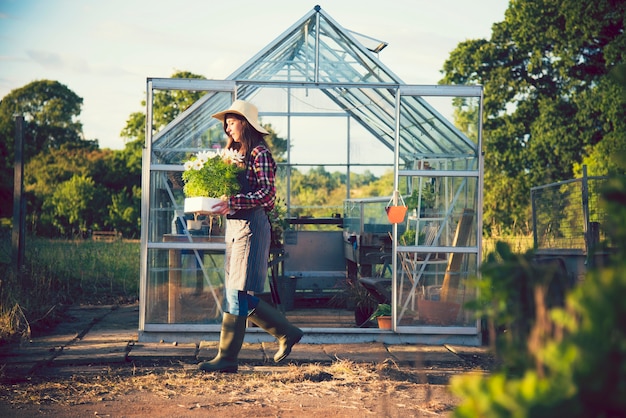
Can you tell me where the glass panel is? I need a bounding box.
[395,253,478,327]
[147,169,227,243]
[398,95,479,163]
[151,92,233,165]
[145,248,225,324]
[343,197,404,279]
[401,174,479,247]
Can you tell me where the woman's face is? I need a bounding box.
[225,115,244,143]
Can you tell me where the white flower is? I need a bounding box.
[220,148,245,165]
[196,150,216,164]
[192,160,204,170]
[183,160,194,171]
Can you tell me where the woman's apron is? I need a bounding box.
[223,171,271,293]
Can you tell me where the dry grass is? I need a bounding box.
[1,359,455,413]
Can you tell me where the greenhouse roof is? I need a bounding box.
[152,5,478,163]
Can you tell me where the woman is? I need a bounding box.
[198,100,303,373]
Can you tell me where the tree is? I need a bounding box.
[121,70,207,144]
[0,80,87,218]
[45,174,99,237]
[441,0,626,235]
[263,123,288,162]
[24,144,107,236]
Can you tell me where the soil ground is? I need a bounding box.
[1,365,467,417]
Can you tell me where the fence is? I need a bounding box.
[531,167,609,253]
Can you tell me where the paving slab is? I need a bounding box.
[387,344,463,366]
[51,342,129,365]
[80,330,138,343]
[262,341,332,363]
[128,342,197,362]
[444,344,491,356]
[321,342,393,363]
[0,345,57,364]
[53,305,115,337]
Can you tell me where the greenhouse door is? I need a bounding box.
[139,79,236,337]
[390,85,483,343]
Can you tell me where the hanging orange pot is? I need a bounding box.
[385,205,407,223]
[385,192,407,224]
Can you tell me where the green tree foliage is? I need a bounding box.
[351,170,394,198]
[0,80,87,217]
[451,46,626,417]
[263,123,288,162]
[107,186,142,238]
[45,174,99,237]
[121,70,207,144]
[441,0,626,234]
[23,142,143,238]
[117,71,208,236]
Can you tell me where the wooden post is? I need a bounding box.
[440,208,474,302]
[12,115,25,272]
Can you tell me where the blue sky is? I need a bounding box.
[0,0,509,150]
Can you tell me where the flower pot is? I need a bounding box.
[376,315,392,329]
[184,197,222,214]
[187,220,203,231]
[385,205,407,224]
[417,300,460,325]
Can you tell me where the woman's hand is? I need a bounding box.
[210,198,231,215]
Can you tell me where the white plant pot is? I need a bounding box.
[186,220,203,230]
[184,197,222,214]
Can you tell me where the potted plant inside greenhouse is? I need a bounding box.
[369,303,392,329]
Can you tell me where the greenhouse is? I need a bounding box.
[139,5,484,345]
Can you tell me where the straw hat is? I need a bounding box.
[211,100,269,135]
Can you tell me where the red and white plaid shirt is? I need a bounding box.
[228,144,276,213]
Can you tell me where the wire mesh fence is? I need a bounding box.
[531,173,609,252]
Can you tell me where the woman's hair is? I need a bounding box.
[223,113,267,158]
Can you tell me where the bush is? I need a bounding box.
[451,168,626,417]
[451,263,626,417]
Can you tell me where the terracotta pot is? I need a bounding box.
[376,316,392,329]
[417,300,460,325]
[385,205,407,224]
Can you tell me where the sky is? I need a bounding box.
[0,0,510,150]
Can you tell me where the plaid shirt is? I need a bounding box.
[228,144,276,213]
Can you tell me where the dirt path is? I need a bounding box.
[1,360,469,417]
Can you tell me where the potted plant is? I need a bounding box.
[328,278,378,327]
[369,303,392,329]
[182,149,244,214]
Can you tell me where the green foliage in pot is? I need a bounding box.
[368,303,391,321]
[182,150,243,198]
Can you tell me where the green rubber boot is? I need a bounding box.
[198,313,247,373]
[248,299,304,362]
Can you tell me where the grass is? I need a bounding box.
[0,232,139,343]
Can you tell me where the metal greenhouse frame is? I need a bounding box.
[139,6,484,345]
